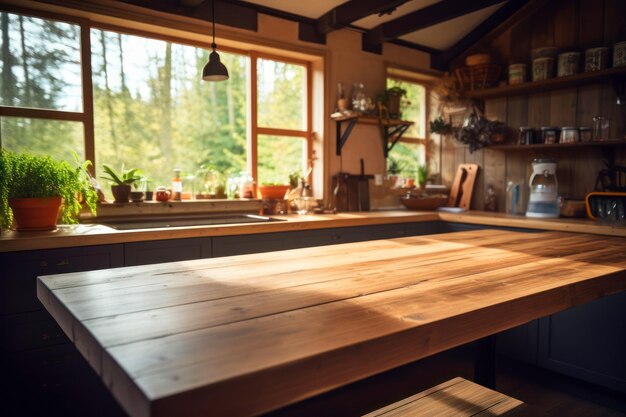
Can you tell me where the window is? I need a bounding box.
[386,74,429,184]
[254,56,310,185]
[0,12,86,163]
[91,29,248,189]
[1,8,313,197]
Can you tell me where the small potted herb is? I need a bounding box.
[429,116,454,135]
[380,86,407,119]
[0,150,97,231]
[101,164,142,203]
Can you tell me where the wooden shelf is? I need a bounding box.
[465,66,626,100]
[489,140,626,150]
[332,115,413,157]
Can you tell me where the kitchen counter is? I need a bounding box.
[37,229,626,417]
[1,210,625,253]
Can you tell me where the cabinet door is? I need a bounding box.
[367,221,440,239]
[537,291,626,393]
[212,233,286,257]
[124,237,212,266]
[0,245,124,315]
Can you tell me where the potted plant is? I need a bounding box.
[417,165,429,188]
[429,116,454,135]
[101,164,142,203]
[380,86,407,119]
[387,157,406,188]
[0,150,98,231]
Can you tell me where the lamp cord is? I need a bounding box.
[211,0,216,50]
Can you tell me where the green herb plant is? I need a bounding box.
[387,157,406,176]
[101,164,142,188]
[0,150,98,228]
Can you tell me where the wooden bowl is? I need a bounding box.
[400,196,448,211]
[258,185,290,199]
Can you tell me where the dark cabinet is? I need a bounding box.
[537,291,626,394]
[496,320,539,364]
[124,237,212,266]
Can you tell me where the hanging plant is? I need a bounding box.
[454,106,507,153]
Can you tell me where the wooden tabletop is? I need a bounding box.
[37,230,626,417]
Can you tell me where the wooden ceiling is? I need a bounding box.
[118,0,548,70]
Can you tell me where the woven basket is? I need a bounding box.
[455,64,501,90]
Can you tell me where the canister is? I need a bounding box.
[518,126,534,145]
[559,126,579,144]
[508,63,526,85]
[579,127,592,142]
[584,47,608,71]
[614,41,626,67]
[540,126,559,144]
[532,57,554,81]
[557,52,580,76]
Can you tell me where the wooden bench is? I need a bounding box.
[364,377,548,416]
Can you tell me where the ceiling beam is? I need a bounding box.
[121,0,258,31]
[316,0,409,35]
[363,0,506,50]
[431,0,551,70]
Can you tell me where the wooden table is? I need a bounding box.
[37,230,626,417]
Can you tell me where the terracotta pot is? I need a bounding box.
[130,191,144,203]
[111,184,131,203]
[9,197,62,231]
[387,94,402,119]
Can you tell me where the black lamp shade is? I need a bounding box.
[202,50,229,81]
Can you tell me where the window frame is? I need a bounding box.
[0,5,314,188]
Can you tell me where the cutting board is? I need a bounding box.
[447,164,479,209]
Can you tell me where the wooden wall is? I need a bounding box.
[441,0,626,212]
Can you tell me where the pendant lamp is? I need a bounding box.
[202,0,229,81]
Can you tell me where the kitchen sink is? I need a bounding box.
[101,214,283,230]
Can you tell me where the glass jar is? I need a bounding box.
[540,126,559,144]
[559,126,579,144]
[579,127,592,142]
[518,126,534,145]
[592,116,610,141]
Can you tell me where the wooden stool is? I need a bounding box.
[364,377,548,416]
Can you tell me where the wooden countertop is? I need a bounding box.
[2,209,625,253]
[37,230,626,417]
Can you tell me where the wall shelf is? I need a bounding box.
[465,66,626,100]
[333,115,413,157]
[489,140,626,151]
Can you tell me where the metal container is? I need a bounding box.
[527,158,559,218]
[532,57,554,81]
[557,52,580,76]
[584,47,609,71]
[508,63,526,85]
[614,41,626,67]
[518,126,534,145]
[579,127,592,142]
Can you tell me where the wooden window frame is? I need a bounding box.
[386,73,432,165]
[1,5,314,187]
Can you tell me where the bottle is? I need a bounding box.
[172,169,182,201]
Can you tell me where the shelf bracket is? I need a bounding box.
[381,122,411,157]
[335,118,358,155]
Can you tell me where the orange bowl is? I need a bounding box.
[259,185,290,199]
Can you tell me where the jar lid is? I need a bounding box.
[533,158,555,163]
[540,126,558,130]
[519,126,533,130]
[561,126,577,130]
[579,126,592,130]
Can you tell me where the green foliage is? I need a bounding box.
[417,165,428,186]
[429,116,453,135]
[387,157,406,175]
[0,150,97,228]
[100,164,142,187]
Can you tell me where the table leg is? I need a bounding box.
[474,335,497,389]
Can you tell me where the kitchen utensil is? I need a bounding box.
[526,158,559,218]
[447,164,479,209]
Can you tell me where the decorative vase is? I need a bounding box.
[111,185,131,203]
[8,196,62,231]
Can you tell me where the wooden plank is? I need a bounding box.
[37,230,626,417]
[316,0,408,35]
[364,377,546,417]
